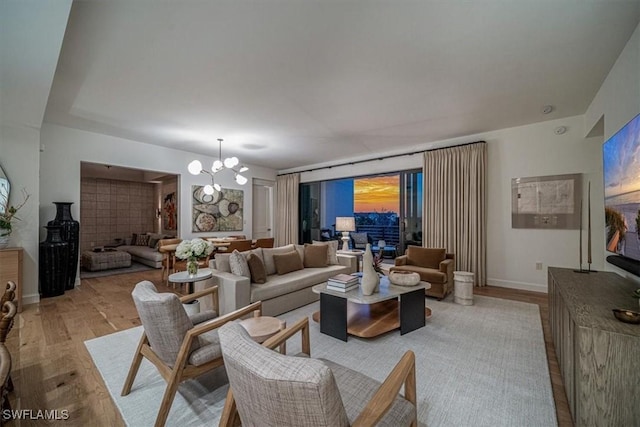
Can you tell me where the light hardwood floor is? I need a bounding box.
[6,271,572,426]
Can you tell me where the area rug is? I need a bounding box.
[85,296,556,426]
[79,261,156,279]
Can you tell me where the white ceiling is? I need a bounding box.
[44,0,640,171]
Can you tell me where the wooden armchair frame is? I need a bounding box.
[121,288,261,427]
[220,317,416,427]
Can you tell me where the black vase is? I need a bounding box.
[39,225,69,298]
[48,202,80,290]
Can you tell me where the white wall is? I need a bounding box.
[294,115,601,292]
[0,124,41,307]
[39,123,277,296]
[584,21,640,283]
[0,0,72,308]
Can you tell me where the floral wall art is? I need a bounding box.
[191,185,244,232]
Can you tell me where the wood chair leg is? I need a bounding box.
[121,334,148,396]
[220,388,241,427]
[154,367,184,427]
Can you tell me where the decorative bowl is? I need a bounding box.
[612,309,640,325]
[389,271,421,287]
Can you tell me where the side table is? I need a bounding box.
[454,271,474,305]
[337,249,364,271]
[240,315,286,353]
[169,268,213,295]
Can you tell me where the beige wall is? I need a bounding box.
[80,178,156,252]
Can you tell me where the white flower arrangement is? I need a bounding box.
[175,238,214,260]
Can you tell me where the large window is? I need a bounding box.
[299,170,422,254]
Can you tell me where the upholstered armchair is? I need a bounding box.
[218,317,417,427]
[390,246,455,299]
[121,281,261,427]
[350,232,372,250]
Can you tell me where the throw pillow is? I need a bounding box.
[303,244,328,268]
[247,253,267,284]
[229,250,251,279]
[312,240,339,265]
[135,234,150,246]
[272,251,304,275]
[214,253,232,273]
[262,244,296,275]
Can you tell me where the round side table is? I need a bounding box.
[169,268,212,295]
[240,316,287,353]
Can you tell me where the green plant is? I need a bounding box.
[0,191,29,237]
[605,207,627,243]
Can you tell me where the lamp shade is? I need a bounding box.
[335,217,356,232]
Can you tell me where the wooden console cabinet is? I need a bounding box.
[0,247,23,312]
[548,267,640,426]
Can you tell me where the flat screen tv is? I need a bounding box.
[603,112,640,270]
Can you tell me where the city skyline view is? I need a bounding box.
[354,175,399,213]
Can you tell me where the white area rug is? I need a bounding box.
[85,296,556,426]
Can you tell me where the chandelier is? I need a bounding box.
[187,138,249,195]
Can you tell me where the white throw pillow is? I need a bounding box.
[312,240,339,265]
[229,250,251,278]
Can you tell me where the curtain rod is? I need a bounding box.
[277,140,485,176]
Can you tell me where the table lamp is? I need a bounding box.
[335,217,356,251]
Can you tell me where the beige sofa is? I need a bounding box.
[208,243,357,316]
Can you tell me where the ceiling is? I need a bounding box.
[44,0,640,171]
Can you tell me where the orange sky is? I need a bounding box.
[354,175,399,213]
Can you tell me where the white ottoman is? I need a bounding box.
[454,271,474,306]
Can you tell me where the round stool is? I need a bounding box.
[454,271,474,306]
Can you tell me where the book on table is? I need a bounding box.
[327,278,358,287]
[329,273,359,284]
[328,275,358,288]
[326,283,359,292]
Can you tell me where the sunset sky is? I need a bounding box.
[354,175,399,213]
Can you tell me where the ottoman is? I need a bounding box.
[82,249,132,271]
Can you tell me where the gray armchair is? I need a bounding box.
[218,317,417,427]
[121,281,261,427]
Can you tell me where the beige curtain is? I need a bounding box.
[423,143,487,286]
[275,173,300,246]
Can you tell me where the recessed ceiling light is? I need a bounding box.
[542,105,554,114]
[554,126,567,135]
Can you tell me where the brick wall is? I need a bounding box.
[80,178,157,252]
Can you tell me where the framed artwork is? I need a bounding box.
[511,173,582,229]
[163,191,177,230]
[191,185,244,232]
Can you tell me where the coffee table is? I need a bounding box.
[312,276,431,341]
[169,268,213,295]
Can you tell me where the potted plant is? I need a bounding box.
[175,238,214,276]
[0,190,29,248]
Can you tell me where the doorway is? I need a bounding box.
[252,179,274,239]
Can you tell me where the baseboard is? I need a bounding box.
[486,278,548,293]
[22,292,40,308]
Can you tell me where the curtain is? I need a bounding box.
[275,173,300,247]
[423,143,487,286]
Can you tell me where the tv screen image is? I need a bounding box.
[603,112,640,262]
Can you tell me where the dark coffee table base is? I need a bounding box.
[314,288,428,341]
